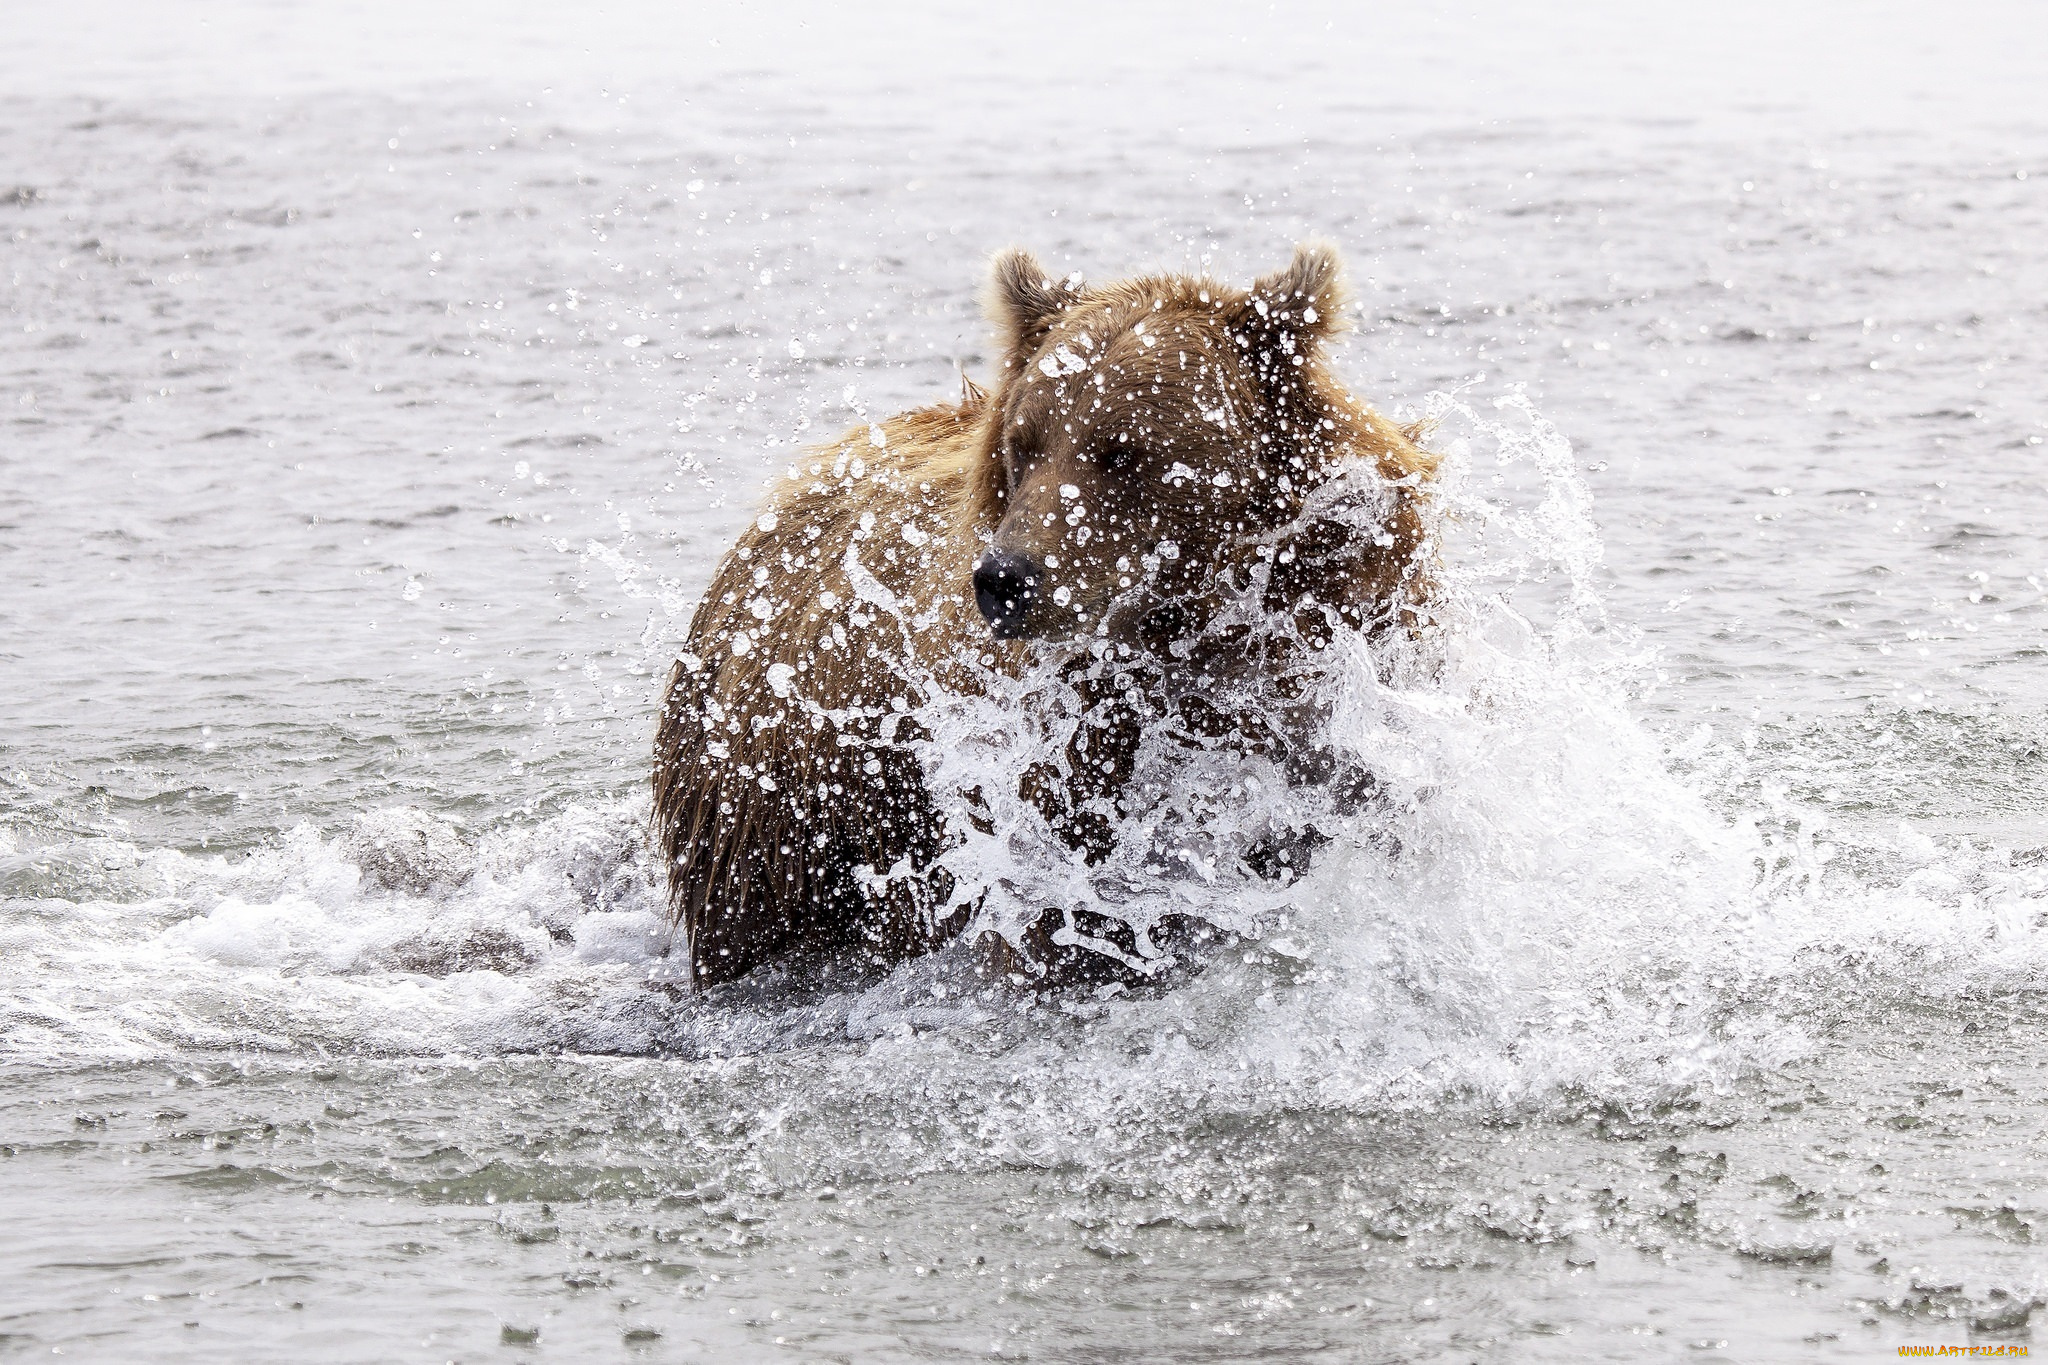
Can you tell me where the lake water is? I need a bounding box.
[4,4,2047,1359]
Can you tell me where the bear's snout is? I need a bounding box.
[973,548,1042,638]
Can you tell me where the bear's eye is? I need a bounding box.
[1002,442,1038,490]
[1095,441,1136,474]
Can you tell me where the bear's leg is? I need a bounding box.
[973,908,1230,992]
[1242,824,1331,883]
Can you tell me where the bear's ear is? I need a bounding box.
[984,248,1082,365]
[1235,239,1351,362]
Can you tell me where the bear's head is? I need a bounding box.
[971,242,1357,647]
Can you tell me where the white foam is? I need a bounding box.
[0,803,677,1062]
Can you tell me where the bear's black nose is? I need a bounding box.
[973,549,1041,638]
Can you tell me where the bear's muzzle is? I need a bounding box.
[973,548,1042,638]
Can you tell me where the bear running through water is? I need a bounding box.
[652,242,1436,987]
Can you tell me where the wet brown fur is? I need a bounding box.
[652,242,1436,987]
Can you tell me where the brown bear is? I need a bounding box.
[651,241,1436,987]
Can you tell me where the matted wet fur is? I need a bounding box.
[652,241,1436,987]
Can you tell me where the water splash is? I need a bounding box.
[6,394,2047,1154]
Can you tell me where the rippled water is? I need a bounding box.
[5,5,2048,1360]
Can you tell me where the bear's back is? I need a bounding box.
[651,396,999,984]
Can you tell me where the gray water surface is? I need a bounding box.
[5,5,2048,1361]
